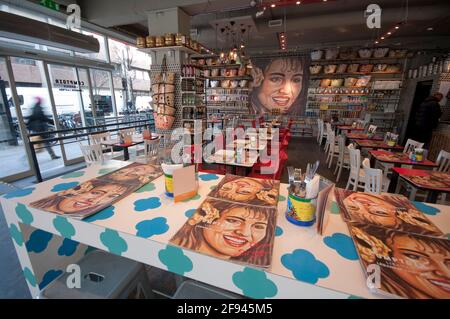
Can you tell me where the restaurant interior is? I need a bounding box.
[0,0,449,300]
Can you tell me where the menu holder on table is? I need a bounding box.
[172,165,198,203]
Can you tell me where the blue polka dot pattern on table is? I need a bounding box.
[232,267,277,299]
[26,229,53,253]
[51,182,79,192]
[16,204,34,225]
[198,173,219,181]
[348,295,364,299]
[39,269,63,290]
[100,229,128,255]
[158,245,193,276]
[323,233,358,261]
[3,187,34,199]
[281,249,330,284]
[182,194,201,202]
[61,171,85,179]
[57,238,79,256]
[98,168,117,175]
[9,224,24,246]
[134,197,161,211]
[184,209,196,218]
[135,217,169,238]
[53,216,76,239]
[23,267,36,287]
[330,201,340,215]
[412,201,440,215]
[85,206,115,223]
[275,226,283,237]
[135,183,156,193]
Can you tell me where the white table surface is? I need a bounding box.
[2,160,449,299]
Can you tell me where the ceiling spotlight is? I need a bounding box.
[427,27,433,31]
[395,25,399,29]
[375,41,379,44]
[296,1,301,4]
[380,36,385,40]
[271,4,276,8]
[387,32,391,35]
[240,44,245,48]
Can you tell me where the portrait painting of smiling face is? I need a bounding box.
[251,57,306,115]
[335,189,443,237]
[170,198,277,268]
[30,179,136,218]
[349,223,450,299]
[209,174,280,207]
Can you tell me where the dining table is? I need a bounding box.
[336,125,364,135]
[206,149,259,175]
[345,132,384,141]
[2,160,449,299]
[355,140,404,151]
[101,134,159,161]
[388,168,450,203]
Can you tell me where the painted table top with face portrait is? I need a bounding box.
[2,160,449,299]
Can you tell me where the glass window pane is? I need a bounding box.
[10,58,64,174]
[90,69,115,120]
[0,57,31,179]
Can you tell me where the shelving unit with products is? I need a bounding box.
[180,66,207,138]
[305,48,409,132]
[189,55,253,116]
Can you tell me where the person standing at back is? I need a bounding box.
[414,92,443,148]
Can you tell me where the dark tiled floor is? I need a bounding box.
[281,137,349,188]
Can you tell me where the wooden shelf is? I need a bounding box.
[310,56,406,64]
[139,45,199,55]
[205,76,252,81]
[310,72,401,78]
[201,64,243,69]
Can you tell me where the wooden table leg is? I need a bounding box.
[388,170,399,193]
[426,190,439,204]
[123,147,129,161]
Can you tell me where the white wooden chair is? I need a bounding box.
[403,139,424,154]
[334,136,352,182]
[79,143,104,166]
[326,131,340,168]
[363,165,383,194]
[89,132,117,160]
[324,122,333,153]
[346,148,367,191]
[367,125,377,134]
[362,157,389,193]
[396,149,450,201]
[135,138,161,164]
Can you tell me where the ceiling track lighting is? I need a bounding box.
[374,21,405,45]
[278,31,287,50]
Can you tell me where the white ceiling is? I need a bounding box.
[77,0,450,52]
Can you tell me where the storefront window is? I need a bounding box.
[0,57,31,179]
[90,69,115,120]
[10,58,65,173]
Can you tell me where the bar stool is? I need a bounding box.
[39,250,153,299]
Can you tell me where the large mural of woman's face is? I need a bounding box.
[251,57,305,115]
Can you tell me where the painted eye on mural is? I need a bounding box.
[292,76,302,84]
[269,75,283,84]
